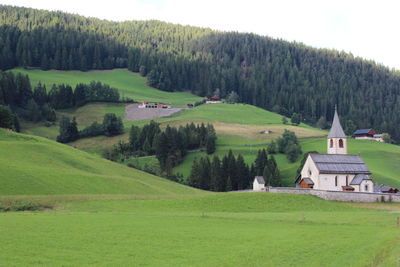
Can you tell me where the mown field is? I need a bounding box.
[0,193,399,266]
[1,123,400,266]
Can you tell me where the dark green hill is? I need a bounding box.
[1,5,400,142]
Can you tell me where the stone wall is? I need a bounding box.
[268,187,400,203]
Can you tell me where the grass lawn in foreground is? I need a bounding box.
[0,193,398,266]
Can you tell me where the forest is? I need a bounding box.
[1,5,400,143]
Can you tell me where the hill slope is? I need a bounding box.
[0,129,201,195]
[1,5,400,142]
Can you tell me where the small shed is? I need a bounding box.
[374,184,399,194]
[299,178,314,189]
[253,176,266,191]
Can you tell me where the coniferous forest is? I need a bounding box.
[1,5,400,142]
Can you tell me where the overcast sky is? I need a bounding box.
[1,0,400,70]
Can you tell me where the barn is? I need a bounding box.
[353,129,376,138]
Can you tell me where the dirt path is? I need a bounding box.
[125,103,183,121]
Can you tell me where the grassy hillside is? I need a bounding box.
[0,193,399,266]
[10,69,400,188]
[12,68,202,107]
[0,129,201,196]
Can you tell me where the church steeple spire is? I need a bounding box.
[327,106,347,154]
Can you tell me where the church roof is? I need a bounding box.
[309,154,371,174]
[328,108,346,138]
[350,174,371,185]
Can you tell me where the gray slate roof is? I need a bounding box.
[350,174,371,185]
[328,108,346,138]
[310,154,371,174]
[254,176,265,184]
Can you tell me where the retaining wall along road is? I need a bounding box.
[268,187,400,202]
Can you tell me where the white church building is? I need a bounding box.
[295,108,374,193]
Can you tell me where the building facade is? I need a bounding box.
[296,108,374,193]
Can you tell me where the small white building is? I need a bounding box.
[296,108,374,193]
[253,176,266,191]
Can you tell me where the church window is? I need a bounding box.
[308,169,312,176]
[330,139,333,148]
[346,176,348,186]
[365,185,369,191]
[335,176,338,187]
[339,139,344,148]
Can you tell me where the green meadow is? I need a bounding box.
[12,68,202,107]
[9,68,400,189]
[1,118,400,266]
[0,129,200,196]
[0,193,399,266]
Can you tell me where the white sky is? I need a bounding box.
[1,0,400,70]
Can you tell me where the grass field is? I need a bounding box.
[1,130,400,266]
[0,129,200,196]
[0,193,399,266]
[12,68,202,107]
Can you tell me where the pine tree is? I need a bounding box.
[210,156,222,191]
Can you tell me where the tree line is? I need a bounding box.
[57,113,123,143]
[188,149,281,192]
[2,5,400,142]
[0,70,124,125]
[103,121,217,175]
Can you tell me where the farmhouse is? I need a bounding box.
[295,108,374,193]
[353,129,384,142]
[206,96,222,104]
[253,176,266,191]
[138,102,171,109]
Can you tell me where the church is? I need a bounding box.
[295,108,374,192]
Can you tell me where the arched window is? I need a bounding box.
[335,176,338,187]
[330,139,333,148]
[365,185,369,191]
[346,176,349,186]
[339,139,344,148]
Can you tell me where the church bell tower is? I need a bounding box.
[327,107,347,154]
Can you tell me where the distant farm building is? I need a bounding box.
[352,129,384,142]
[138,102,171,109]
[206,96,222,104]
[253,176,266,191]
[374,184,399,194]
